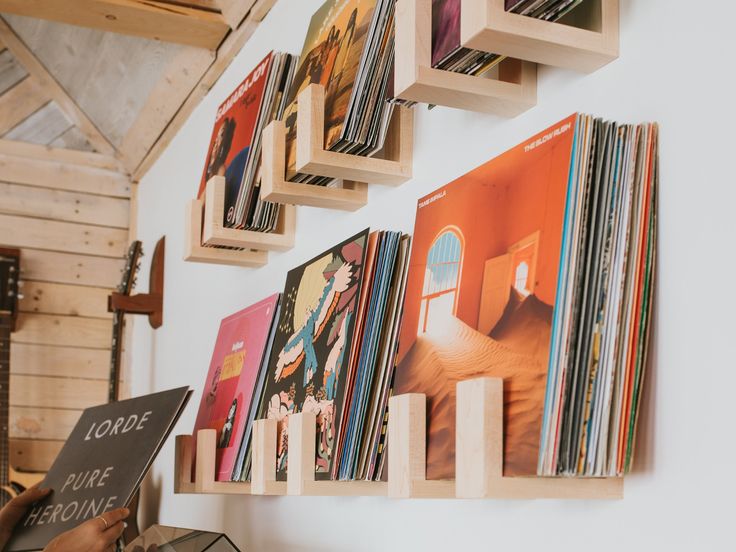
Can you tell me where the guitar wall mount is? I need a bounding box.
[108,236,165,329]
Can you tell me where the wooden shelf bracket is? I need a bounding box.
[389,377,624,499]
[176,379,624,500]
[201,175,296,252]
[394,0,537,115]
[460,0,619,73]
[260,83,413,212]
[184,198,269,268]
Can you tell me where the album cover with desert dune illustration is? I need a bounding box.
[393,115,577,479]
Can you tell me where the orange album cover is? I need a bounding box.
[394,115,577,478]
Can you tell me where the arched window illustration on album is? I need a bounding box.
[514,261,529,295]
[418,227,463,334]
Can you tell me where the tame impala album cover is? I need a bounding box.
[198,52,273,225]
[393,115,577,478]
[260,229,369,480]
[192,294,280,481]
[283,0,377,178]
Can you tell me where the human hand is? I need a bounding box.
[0,485,52,548]
[43,507,129,552]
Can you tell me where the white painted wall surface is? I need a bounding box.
[132,1,736,549]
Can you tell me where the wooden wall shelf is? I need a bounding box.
[175,418,386,497]
[175,378,623,500]
[388,377,624,499]
[295,85,413,186]
[260,84,413,212]
[260,120,368,212]
[183,199,268,268]
[460,0,619,73]
[201,176,296,252]
[394,0,537,115]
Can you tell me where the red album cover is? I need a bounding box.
[192,293,280,481]
[198,52,273,226]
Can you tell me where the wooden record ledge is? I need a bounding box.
[395,0,537,115]
[393,0,619,113]
[260,84,413,212]
[461,0,619,73]
[183,198,268,268]
[201,176,296,252]
[388,378,623,499]
[175,377,622,500]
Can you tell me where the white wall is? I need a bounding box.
[132,1,736,550]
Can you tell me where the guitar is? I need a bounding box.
[0,248,44,507]
[110,240,143,544]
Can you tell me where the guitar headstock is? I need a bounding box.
[0,247,21,331]
[119,240,143,296]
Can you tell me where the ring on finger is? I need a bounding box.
[96,515,109,530]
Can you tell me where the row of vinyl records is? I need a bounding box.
[195,0,593,233]
[192,113,658,483]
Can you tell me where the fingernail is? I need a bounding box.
[124,522,128,528]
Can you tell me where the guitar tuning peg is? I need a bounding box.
[17,281,24,288]
[17,293,24,300]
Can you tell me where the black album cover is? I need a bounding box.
[7,387,191,552]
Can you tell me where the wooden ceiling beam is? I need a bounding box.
[130,0,278,180]
[213,0,257,28]
[0,0,231,50]
[0,138,126,173]
[0,76,48,135]
[0,18,117,156]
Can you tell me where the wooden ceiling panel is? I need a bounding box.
[0,77,47,135]
[0,46,24,92]
[49,126,95,152]
[3,14,185,148]
[0,0,230,50]
[0,0,278,176]
[3,100,71,144]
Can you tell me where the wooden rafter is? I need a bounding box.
[0,17,117,157]
[131,0,278,180]
[0,138,124,173]
[0,0,231,50]
[0,77,47,135]
[119,46,215,173]
[214,0,257,28]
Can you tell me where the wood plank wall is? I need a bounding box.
[1,147,131,472]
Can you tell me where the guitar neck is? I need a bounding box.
[1,320,11,486]
[109,311,124,403]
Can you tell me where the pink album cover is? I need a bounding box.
[192,293,280,481]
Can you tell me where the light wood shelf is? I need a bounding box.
[201,175,296,252]
[175,377,623,500]
[394,0,537,115]
[388,377,624,499]
[175,430,252,495]
[286,412,387,496]
[460,0,619,73]
[295,85,413,186]
[175,419,386,497]
[260,83,413,212]
[183,198,269,268]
